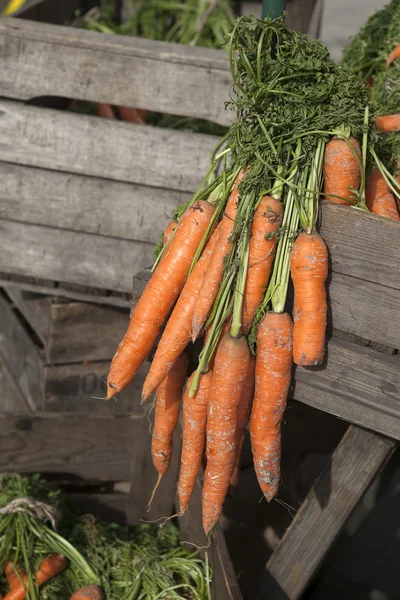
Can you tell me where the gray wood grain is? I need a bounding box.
[258,426,395,600]
[0,163,185,244]
[43,361,148,415]
[293,337,400,440]
[320,202,400,291]
[0,100,220,193]
[0,220,154,292]
[0,414,147,480]
[4,288,51,348]
[47,301,129,364]
[0,20,232,126]
[0,352,28,413]
[0,294,43,412]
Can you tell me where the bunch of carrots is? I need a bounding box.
[105,15,399,537]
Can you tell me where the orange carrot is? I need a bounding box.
[151,353,189,498]
[191,171,246,340]
[376,114,400,132]
[178,370,213,514]
[107,200,214,399]
[5,563,25,591]
[142,225,220,400]
[117,106,146,125]
[366,169,400,221]
[69,585,104,600]
[229,355,256,488]
[242,196,283,334]
[323,136,361,205]
[387,43,400,67]
[250,312,292,501]
[202,334,250,534]
[4,554,68,600]
[205,314,232,371]
[163,220,177,246]
[96,103,116,119]
[290,232,328,365]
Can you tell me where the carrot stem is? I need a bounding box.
[370,147,400,203]
[231,194,253,337]
[358,105,369,208]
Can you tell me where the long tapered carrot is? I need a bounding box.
[117,106,146,125]
[178,370,213,515]
[191,171,246,341]
[163,220,177,246]
[69,585,104,600]
[323,136,361,205]
[202,334,250,534]
[151,353,189,484]
[96,103,116,119]
[387,43,400,67]
[107,200,214,399]
[376,114,400,132]
[366,169,400,220]
[290,232,328,366]
[242,196,283,334]
[250,312,292,501]
[229,355,256,488]
[3,554,68,600]
[142,225,220,400]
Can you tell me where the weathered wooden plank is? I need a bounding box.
[0,100,220,193]
[0,19,233,126]
[258,426,395,600]
[0,414,148,480]
[44,361,148,415]
[0,163,185,244]
[47,302,129,364]
[320,202,400,291]
[329,272,400,350]
[0,275,130,308]
[0,221,154,293]
[293,337,400,440]
[0,293,43,412]
[0,352,29,413]
[4,288,51,348]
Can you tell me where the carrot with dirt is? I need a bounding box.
[191,170,246,341]
[142,224,220,401]
[323,135,361,205]
[69,585,105,600]
[107,200,214,399]
[3,554,68,600]
[241,187,283,334]
[366,168,400,220]
[149,353,189,505]
[376,113,400,132]
[202,333,250,534]
[178,370,213,515]
[117,106,146,125]
[230,355,256,488]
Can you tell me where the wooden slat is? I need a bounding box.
[5,288,51,348]
[0,414,147,480]
[0,163,185,244]
[0,352,29,413]
[0,18,233,126]
[47,302,129,364]
[320,202,400,291]
[257,426,395,600]
[0,293,43,412]
[44,361,148,415]
[0,220,154,292]
[0,100,219,193]
[0,275,130,309]
[293,337,400,440]
[329,272,400,350]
